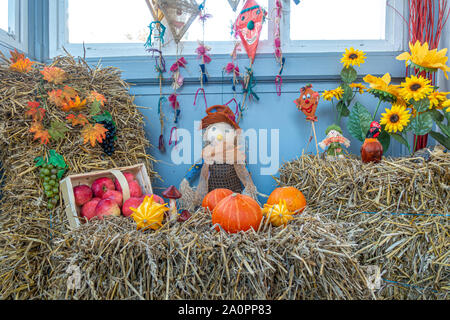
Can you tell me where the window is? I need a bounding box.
[0,0,28,52]
[49,0,404,59]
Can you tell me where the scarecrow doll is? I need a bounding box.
[319,124,351,159]
[179,105,258,209]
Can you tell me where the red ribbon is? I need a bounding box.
[225,63,240,77]
[275,75,282,96]
[170,57,187,72]
[194,88,208,110]
[195,44,212,64]
[169,126,178,146]
[168,94,179,110]
[225,98,239,118]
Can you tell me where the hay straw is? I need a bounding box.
[0,53,156,299]
[277,153,449,300]
[41,211,372,300]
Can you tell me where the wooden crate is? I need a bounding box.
[60,163,153,229]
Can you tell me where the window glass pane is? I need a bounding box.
[183,0,268,42]
[0,0,8,31]
[291,0,386,40]
[68,0,151,43]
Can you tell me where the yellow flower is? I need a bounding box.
[349,83,367,94]
[428,91,449,109]
[396,41,450,79]
[131,195,169,231]
[364,73,398,103]
[380,104,411,133]
[322,87,343,101]
[443,100,450,113]
[262,200,294,227]
[341,47,366,68]
[399,75,433,101]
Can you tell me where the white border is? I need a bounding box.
[49,0,406,59]
[0,0,28,53]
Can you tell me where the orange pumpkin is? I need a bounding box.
[212,193,262,234]
[202,188,233,211]
[267,187,306,214]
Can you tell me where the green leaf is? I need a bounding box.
[34,156,45,167]
[378,130,391,153]
[429,131,450,149]
[341,66,357,84]
[57,169,66,180]
[92,111,113,123]
[48,121,69,141]
[337,101,350,118]
[409,112,434,136]
[435,121,450,137]
[412,98,430,113]
[48,149,67,169]
[342,83,353,104]
[89,100,102,116]
[390,132,410,150]
[430,109,444,123]
[347,102,372,142]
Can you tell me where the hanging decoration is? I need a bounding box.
[224,42,242,101]
[157,0,201,44]
[273,0,285,96]
[233,0,267,123]
[294,84,320,154]
[145,1,168,153]
[227,0,241,12]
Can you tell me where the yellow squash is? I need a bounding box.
[131,195,169,231]
[262,199,294,227]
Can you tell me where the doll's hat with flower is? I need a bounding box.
[201,105,240,130]
[325,124,343,135]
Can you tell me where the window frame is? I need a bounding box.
[49,0,406,59]
[0,0,28,53]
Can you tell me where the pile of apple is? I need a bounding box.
[73,172,164,221]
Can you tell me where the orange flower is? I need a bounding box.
[61,96,87,112]
[10,58,34,73]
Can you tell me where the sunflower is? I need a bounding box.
[443,100,450,113]
[341,47,366,68]
[363,73,398,103]
[396,41,450,79]
[349,83,367,94]
[428,91,450,109]
[399,75,433,102]
[380,104,411,133]
[322,87,343,101]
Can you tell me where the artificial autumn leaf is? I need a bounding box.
[29,122,50,145]
[81,123,108,147]
[66,114,89,127]
[9,49,25,63]
[25,101,46,122]
[88,91,107,106]
[10,58,34,73]
[48,120,69,141]
[48,86,78,107]
[61,96,87,112]
[89,99,102,116]
[41,66,67,84]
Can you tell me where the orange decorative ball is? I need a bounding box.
[202,188,233,212]
[267,187,306,214]
[212,193,262,234]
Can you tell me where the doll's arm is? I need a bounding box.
[234,164,258,200]
[193,163,210,206]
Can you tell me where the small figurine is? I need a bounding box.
[361,121,383,163]
[319,125,350,159]
[294,84,320,154]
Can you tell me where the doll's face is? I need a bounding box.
[204,122,236,145]
[297,87,319,113]
[328,130,341,138]
[236,5,264,46]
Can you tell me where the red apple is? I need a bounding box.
[128,180,143,198]
[141,194,165,205]
[114,172,135,191]
[95,198,121,218]
[81,198,101,221]
[102,190,123,207]
[91,177,115,198]
[122,197,144,217]
[73,185,93,206]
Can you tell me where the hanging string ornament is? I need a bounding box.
[228,0,241,11]
[233,0,267,123]
[224,42,242,99]
[145,0,168,153]
[273,0,285,96]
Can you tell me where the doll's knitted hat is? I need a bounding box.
[201,105,240,130]
[325,124,343,135]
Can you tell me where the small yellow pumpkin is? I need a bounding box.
[131,195,169,231]
[262,199,294,227]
